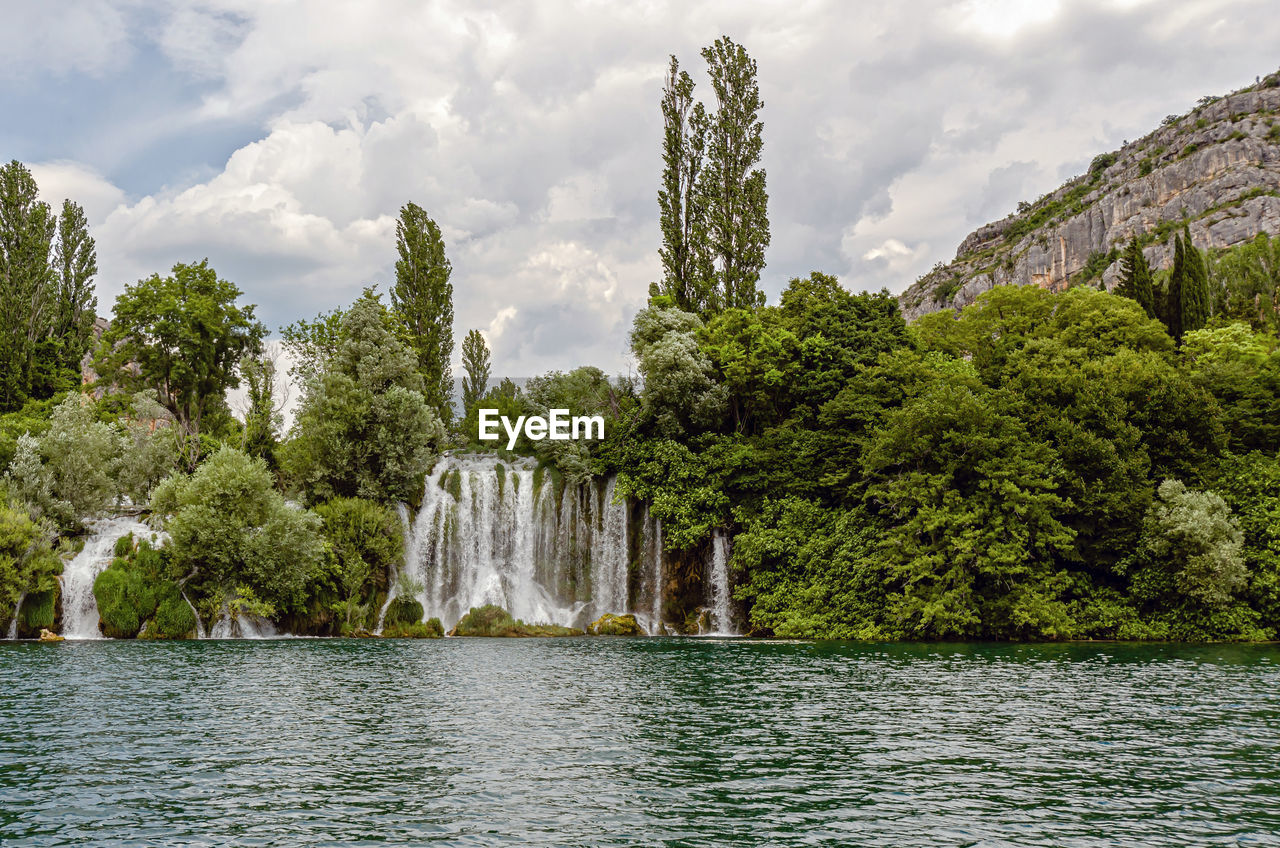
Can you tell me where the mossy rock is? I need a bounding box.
[383,617,444,638]
[38,629,63,642]
[449,604,582,637]
[385,595,425,627]
[586,613,642,636]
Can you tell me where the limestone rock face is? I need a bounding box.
[899,79,1280,321]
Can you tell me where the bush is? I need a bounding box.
[385,594,425,627]
[93,563,159,638]
[450,604,581,637]
[144,584,197,639]
[1089,152,1117,176]
[383,617,443,639]
[18,588,57,632]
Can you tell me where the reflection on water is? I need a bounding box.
[1,639,1278,846]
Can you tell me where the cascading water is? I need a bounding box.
[386,455,665,633]
[6,592,24,639]
[704,529,738,636]
[636,508,665,636]
[209,606,278,639]
[60,517,156,639]
[181,590,206,639]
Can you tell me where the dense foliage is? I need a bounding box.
[3,45,1280,643]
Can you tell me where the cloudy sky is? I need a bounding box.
[6,0,1279,377]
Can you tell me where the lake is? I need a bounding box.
[2,638,1278,846]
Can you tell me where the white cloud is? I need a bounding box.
[26,161,128,224]
[15,0,1280,377]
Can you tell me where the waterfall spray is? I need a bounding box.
[6,592,24,639]
[705,530,738,636]
[60,518,156,639]
[383,455,664,633]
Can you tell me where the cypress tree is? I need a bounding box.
[1166,232,1186,341]
[1181,225,1210,335]
[1116,236,1155,318]
[391,203,454,422]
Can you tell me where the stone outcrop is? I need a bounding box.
[899,73,1280,321]
[586,613,641,636]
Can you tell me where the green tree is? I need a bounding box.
[282,290,445,505]
[313,497,403,632]
[699,37,769,311]
[861,378,1077,639]
[629,301,725,438]
[150,447,324,619]
[0,161,56,411]
[0,497,60,637]
[4,394,122,528]
[1211,232,1280,334]
[1115,236,1155,318]
[460,329,491,417]
[656,56,715,315]
[1131,479,1246,628]
[391,202,454,421]
[95,260,266,462]
[239,352,281,467]
[1166,232,1186,340]
[49,199,98,372]
[281,306,345,387]
[1182,226,1211,336]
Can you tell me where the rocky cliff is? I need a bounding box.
[899,71,1280,321]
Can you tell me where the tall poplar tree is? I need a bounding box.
[50,199,98,371]
[700,36,769,311]
[1116,236,1155,318]
[657,56,716,314]
[0,161,55,410]
[460,329,491,416]
[391,202,454,422]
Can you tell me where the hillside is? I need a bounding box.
[899,70,1280,320]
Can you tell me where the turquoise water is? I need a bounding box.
[2,639,1279,846]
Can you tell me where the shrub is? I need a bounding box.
[383,617,443,638]
[18,588,57,632]
[144,584,197,639]
[385,594,425,627]
[93,563,159,638]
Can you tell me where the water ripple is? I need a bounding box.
[1,639,1279,847]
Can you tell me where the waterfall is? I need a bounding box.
[388,455,664,632]
[209,605,278,639]
[635,508,665,636]
[6,592,24,639]
[704,529,737,636]
[181,590,206,639]
[60,517,156,639]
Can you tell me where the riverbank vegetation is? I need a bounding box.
[1,41,1278,641]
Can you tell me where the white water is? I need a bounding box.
[181,590,206,639]
[704,530,738,636]
[209,605,278,639]
[60,517,156,639]
[6,592,24,639]
[385,455,665,633]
